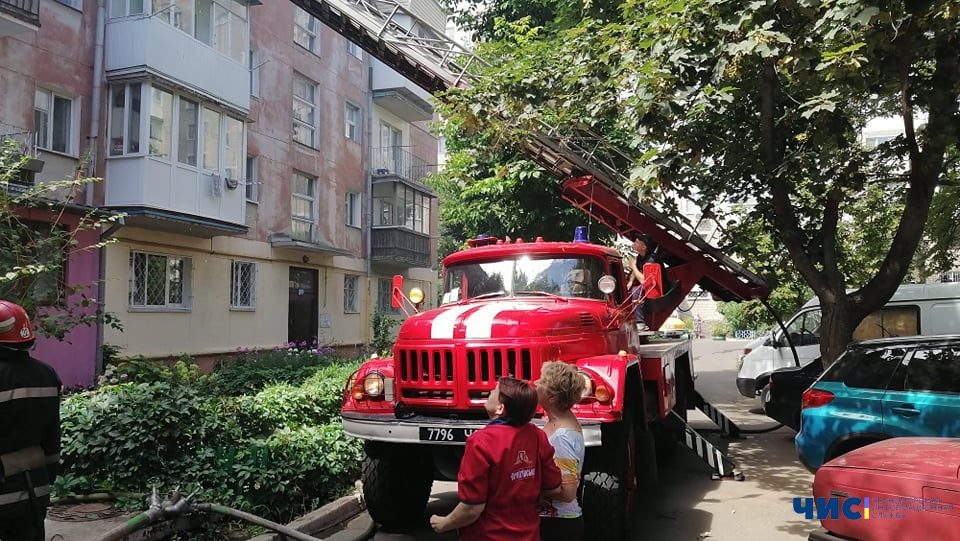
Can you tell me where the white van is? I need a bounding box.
[735,282,960,401]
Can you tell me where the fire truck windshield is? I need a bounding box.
[441,256,607,304]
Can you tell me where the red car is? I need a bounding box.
[808,438,960,541]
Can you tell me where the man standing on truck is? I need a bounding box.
[626,233,666,331]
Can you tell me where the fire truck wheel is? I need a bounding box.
[579,410,636,541]
[361,443,433,529]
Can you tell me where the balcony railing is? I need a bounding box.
[0,0,40,34]
[371,227,431,268]
[371,146,436,186]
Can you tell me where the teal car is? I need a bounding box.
[796,334,960,471]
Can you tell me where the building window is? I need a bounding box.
[377,278,400,314]
[109,83,142,156]
[346,192,361,228]
[56,0,83,10]
[344,274,359,313]
[292,171,316,241]
[378,121,402,173]
[293,6,319,53]
[35,89,74,155]
[230,260,256,309]
[346,41,362,59]
[129,251,191,308]
[149,87,173,158]
[293,74,317,147]
[245,155,258,202]
[177,97,199,166]
[345,103,360,141]
[223,115,242,182]
[249,49,261,97]
[109,0,144,17]
[202,108,221,171]
[145,0,248,62]
[402,185,430,234]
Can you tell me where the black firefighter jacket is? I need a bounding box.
[0,350,61,519]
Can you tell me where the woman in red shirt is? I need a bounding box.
[430,377,563,540]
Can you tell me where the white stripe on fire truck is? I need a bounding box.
[430,304,480,339]
[464,303,509,339]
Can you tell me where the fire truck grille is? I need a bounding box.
[398,348,455,382]
[466,348,533,384]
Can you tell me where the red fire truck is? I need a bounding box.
[288,0,771,537]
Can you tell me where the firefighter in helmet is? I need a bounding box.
[0,300,61,541]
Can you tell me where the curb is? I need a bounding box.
[247,489,370,541]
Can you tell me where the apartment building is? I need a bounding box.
[0,0,441,384]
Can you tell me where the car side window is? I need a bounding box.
[781,310,821,347]
[821,347,906,389]
[903,348,960,394]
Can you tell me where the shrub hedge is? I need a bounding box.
[56,348,363,527]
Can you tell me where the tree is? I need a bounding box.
[0,139,123,340]
[435,1,960,365]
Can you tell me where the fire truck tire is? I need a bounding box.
[361,444,433,529]
[579,412,636,541]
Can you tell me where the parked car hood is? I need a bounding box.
[824,438,960,479]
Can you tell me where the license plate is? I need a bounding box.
[418,427,480,442]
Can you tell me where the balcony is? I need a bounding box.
[0,0,39,37]
[371,227,431,269]
[371,146,436,187]
[372,59,434,122]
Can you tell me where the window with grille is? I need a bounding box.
[129,251,191,308]
[377,278,400,314]
[344,274,359,313]
[230,260,256,309]
[293,73,317,147]
[292,171,316,241]
[940,271,960,283]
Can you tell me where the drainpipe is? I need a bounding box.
[365,64,375,347]
[95,217,124,377]
[86,0,106,207]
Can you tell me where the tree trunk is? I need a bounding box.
[818,299,856,372]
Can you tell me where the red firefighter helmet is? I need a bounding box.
[0,300,36,350]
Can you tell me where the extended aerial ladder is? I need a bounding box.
[295,0,770,478]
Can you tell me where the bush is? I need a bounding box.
[711,320,730,337]
[56,353,363,527]
[205,343,344,396]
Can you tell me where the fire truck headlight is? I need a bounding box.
[409,287,425,304]
[598,275,616,294]
[363,372,385,397]
[579,372,595,399]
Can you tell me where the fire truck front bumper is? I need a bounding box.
[342,412,604,447]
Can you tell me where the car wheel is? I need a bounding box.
[759,383,772,411]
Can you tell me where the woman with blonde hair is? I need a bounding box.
[536,361,587,541]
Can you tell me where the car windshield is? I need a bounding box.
[441,256,607,304]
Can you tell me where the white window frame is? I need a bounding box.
[245,155,258,202]
[344,274,359,313]
[293,6,319,53]
[346,40,362,59]
[230,260,257,309]
[345,192,361,228]
[34,88,76,155]
[292,171,316,242]
[129,251,192,309]
[345,102,361,142]
[293,73,317,147]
